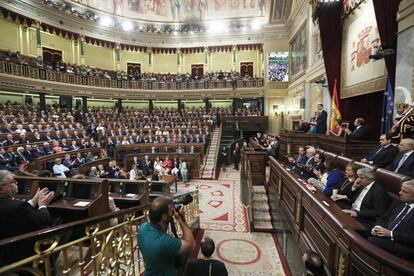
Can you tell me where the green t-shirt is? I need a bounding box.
[138,222,182,276]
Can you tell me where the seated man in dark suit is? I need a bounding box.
[361,133,398,168]
[368,179,414,260]
[185,237,228,276]
[0,170,54,264]
[343,168,391,229]
[344,117,370,140]
[386,138,414,177]
[141,155,153,176]
[287,146,308,170]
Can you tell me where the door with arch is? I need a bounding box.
[127,63,141,75]
[42,47,62,68]
[191,64,204,80]
[240,62,254,78]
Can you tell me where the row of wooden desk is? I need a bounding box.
[13,173,178,223]
[278,131,378,161]
[265,157,414,275]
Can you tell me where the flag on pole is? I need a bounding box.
[330,79,341,130]
[380,78,394,134]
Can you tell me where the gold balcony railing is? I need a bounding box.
[0,60,264,91]
[0,190,199,276]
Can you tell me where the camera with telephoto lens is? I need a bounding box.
[173,194,193,212]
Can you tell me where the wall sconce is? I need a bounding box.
[273,104,285,116]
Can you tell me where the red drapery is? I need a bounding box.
[340,91,384,139]
[372,0,400,88]
[317,2,343,97]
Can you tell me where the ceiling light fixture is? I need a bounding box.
[121,21,134,31]
[251,19,262,30]
[99,16,114,27]
[207,21,223,33]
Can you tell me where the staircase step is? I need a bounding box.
[253,205,270,212]
[253,195,268,201]
[253,221,273,230]
[253,211,272,222]
[252,186,266,193]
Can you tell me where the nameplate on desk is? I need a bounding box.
[286,168,291,171]
[322,201,330,207]
[74,201,90,207]
[126,193,137,197]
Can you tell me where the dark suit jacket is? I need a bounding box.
[386,152,414,177]
[0,198,51,264]
[365,144,398,168]
[23,150,35,162]
[347,125,370,140]
[351,182,391,227]
[376,200,414,245]
[0,155,11,170]
[316,110,328,134]
[185,258,228,276]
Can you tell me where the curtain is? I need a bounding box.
[340,91,384,139]
[372,0,400,88]
[317,2,342,96]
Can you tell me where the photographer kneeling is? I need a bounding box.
[138,196,195,275]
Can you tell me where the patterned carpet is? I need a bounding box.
[177,165,289,275]
[198,230,286,276]
[180,177,249,232]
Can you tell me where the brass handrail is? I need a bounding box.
[0,190,199,275]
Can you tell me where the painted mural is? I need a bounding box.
[290,24,307,82]
[70,0,265,22]
[268,52,288,82]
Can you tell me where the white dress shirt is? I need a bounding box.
[352,181,375,211]
[53,164,69,178]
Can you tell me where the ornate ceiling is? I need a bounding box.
[68,0,267,23]
[1,0,292,46]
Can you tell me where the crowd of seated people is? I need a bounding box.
[1,50,260,83]
[285,142,414,260]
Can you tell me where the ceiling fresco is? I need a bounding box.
[69,0,268,23]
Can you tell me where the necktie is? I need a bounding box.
[388,204,411,230]
[370,146,384,160]
[394,154,408,172]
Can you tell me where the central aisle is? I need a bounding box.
[179,166,289,276]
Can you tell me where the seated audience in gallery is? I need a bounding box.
[361,133,398,168]
[329,120,344,137]
[308,158,343,197]
[330,162,358,209]
[344,117,370,140]
[342,168,391,229]
[368,179,414,260]
[386,138,414,177]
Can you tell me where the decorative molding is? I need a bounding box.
[398,0,414,33]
